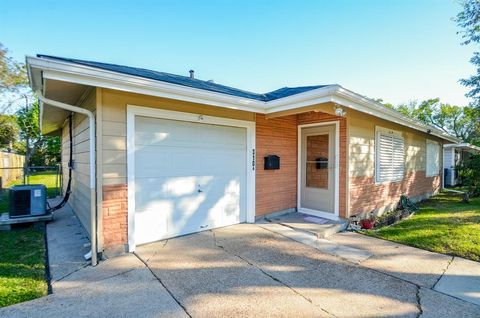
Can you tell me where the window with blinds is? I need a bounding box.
[375,131,405,183]
[426,140,440,177]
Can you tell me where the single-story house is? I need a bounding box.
[26,55,460,262]
[443,143,480,187]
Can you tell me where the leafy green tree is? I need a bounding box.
[15,102,61,166]
[455,0,480,107]
[394,98,480,145]
[457,154,480,198]
[1,43,60,167]
[30,136,61,166]
[0,114,19,149]
[16,101,43,165]
[0,43,30,113]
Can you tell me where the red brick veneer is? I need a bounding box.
[255,114,298,216]
[349,171,441,215]
[255,111,348,218]
[102,184,128,247]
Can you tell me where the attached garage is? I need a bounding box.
[127,106,256,249]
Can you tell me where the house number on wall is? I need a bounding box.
[252,149,256,171]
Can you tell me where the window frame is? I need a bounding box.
[375,126,405,184]
[426,139,440,177]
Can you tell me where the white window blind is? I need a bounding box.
[376,132,405,182]
[426,140,440,177]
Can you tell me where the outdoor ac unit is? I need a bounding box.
[9,184,47,218]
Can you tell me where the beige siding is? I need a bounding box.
[100,89,256,186]
[61,88,96,237]
[347,108,445,215]
[348,109,443,178]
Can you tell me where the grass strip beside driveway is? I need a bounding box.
[364,192,480,261]
[0,227,48,307]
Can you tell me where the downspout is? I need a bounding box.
[36,91,98,266]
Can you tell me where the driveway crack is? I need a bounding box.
[51,263,89,286]
[134,252,192,318]
[96,268,136,282]
[211,230,337,317]
[432,256,454,290]
[415,285,423,318]
[145,239,168,263]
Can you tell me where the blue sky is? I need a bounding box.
[0,0,474,106]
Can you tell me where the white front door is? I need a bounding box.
[133,116,247,245]
[299,125,336,217]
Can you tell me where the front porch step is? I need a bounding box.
[264,212,349,239]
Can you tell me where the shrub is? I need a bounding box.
[457,154,480,197]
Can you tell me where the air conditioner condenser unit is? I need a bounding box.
[9,184,47,218]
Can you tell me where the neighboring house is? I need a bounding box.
[27,55,460,257]
[443,143,480,187]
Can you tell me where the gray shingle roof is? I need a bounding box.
[37,55,331,102]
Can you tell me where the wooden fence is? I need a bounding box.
[0,152,25,188]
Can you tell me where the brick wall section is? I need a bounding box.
[102,184,128,247]
[255,114,298,216]
[255,111,348,218]
[350,171,441,215]
[297,112,348,218]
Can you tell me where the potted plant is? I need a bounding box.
[359,213,376,229]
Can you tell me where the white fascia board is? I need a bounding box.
[332,87,461,143]
[444,143,480,152]
[264,85,340,112]
[264,84,460,143]
[27,56,267,113]
[27,56,460,143]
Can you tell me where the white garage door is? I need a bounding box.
[134,116,247,245]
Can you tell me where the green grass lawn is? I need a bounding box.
[0,172,60,213]
[364,191,480,261]
[0,227,48,307]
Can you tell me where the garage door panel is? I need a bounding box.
[135,116,247,147]
[134,202,170,245]
[135,116,198,146]
[134,115,247,245]
[135,148,246,178]
[134,149,172,176]
[135,175,244,211]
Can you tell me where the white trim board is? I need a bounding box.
[27,56,460,143]
[297,121,340,221]
[126,105,256,252]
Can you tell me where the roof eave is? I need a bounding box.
[444,143,480,152]
[26,55,461,143]
[26,56,267,113]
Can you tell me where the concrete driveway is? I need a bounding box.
[2,223,480,318]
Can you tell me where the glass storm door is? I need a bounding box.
[300,125,335,215]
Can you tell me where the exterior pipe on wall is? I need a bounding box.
[36,91,98,266]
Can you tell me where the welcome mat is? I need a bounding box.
[303,216,329,224]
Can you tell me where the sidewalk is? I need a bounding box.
[330,231,480,306]
[46,201,90,287]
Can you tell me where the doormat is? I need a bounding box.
[304,216,329,224]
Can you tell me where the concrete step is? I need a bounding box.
[264,212,349,239]
[257,222,371,264]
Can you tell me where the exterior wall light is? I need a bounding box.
[335,106,346,117]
